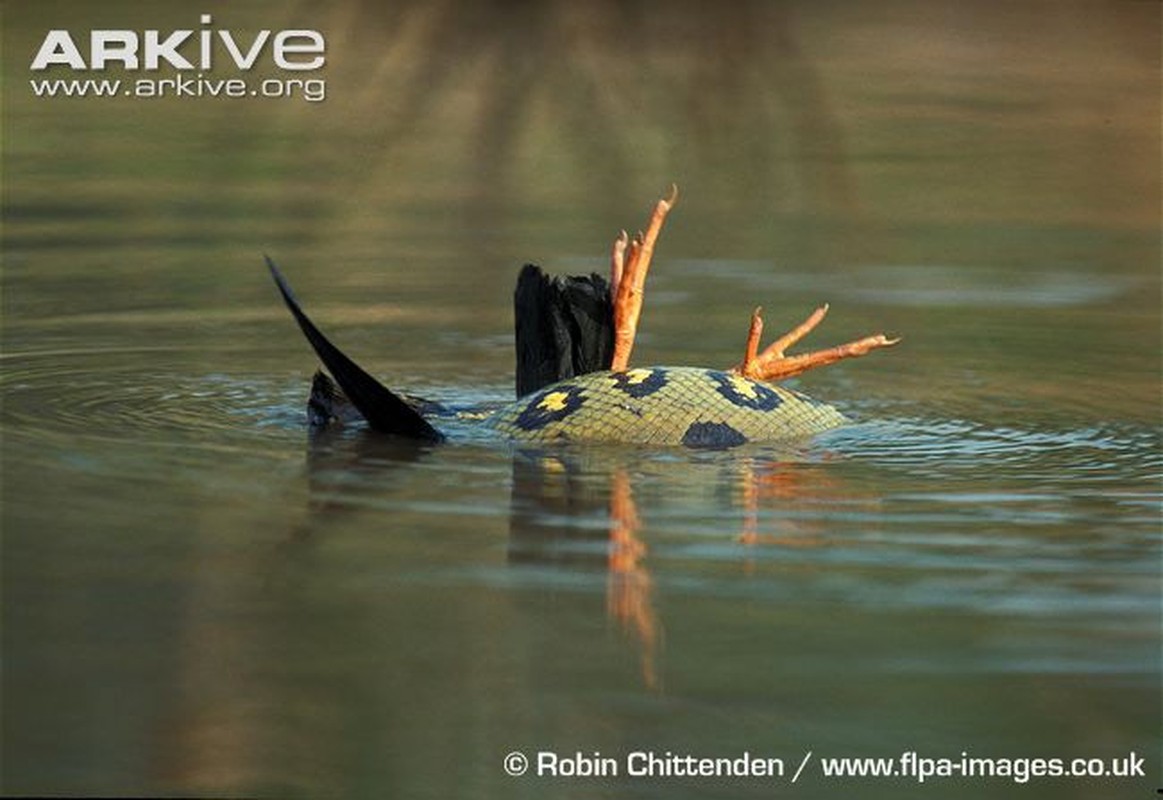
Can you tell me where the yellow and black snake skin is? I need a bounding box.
[484,366,846,446]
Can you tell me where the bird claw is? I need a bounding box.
[733,305,900,382]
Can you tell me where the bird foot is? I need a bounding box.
[602,185,898,380]
[732,304,900,382]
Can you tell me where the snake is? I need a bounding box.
[484,366,844,445]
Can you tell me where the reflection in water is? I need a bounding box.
[737,455,844,548]
[302,427,434,519]
[269,430,883,696]
[510,454,663,688]
[731,453,893,603]
[605,469,658,690]
[506,442,878,690]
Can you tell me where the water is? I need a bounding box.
[3,2,1160,798]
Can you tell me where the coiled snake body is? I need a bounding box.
[484,367,845,446]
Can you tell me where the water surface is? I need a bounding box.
[3,2,1159,798]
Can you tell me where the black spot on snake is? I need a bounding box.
[610,368,669,399]
[681,420,748,448]
[709,371,784,411]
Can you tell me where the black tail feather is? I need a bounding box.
[266,257,445,442]
[513,264,614,397]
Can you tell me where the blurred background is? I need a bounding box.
[9,1,1158,315]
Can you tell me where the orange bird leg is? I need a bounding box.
[610,184,678,371]
[733,305,900,382]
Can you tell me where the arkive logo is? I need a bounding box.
[28,14,327,103]
[30,14,325,71]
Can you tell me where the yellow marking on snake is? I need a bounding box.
[624,368,654,385]
[727,373,759,400]
[539,391,572,412]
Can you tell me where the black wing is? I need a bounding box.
[266,257,445,442]
[513,264,613,397]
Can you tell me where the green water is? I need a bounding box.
[3,2,1159,798]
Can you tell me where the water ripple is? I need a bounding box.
[1,347,305,448]
[826,416,1161,482]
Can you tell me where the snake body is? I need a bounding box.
[484,366,845,445]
